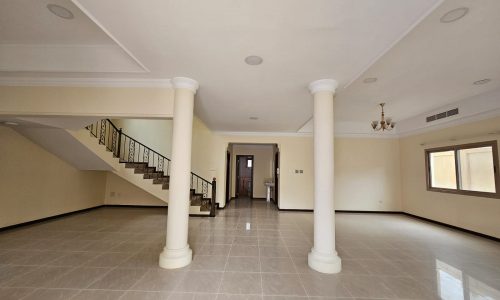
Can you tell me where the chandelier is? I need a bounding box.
[371,103,395,131]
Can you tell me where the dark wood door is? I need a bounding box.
[236,155,253,198]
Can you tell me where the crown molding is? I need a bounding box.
[335,132,399,139]
[308,79,338,94]
[397,108,500,138]
[171,77,199,93]
[215,131,313,137]
[0,77,172,88]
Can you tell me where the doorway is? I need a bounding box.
[225,150,231,205]
[274,150,279,206]
[236,155,254,198]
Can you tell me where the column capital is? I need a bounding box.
[308,79,338,95]
[172,77,199,94]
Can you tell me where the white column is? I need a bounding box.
[307,79,342,274]
[159,77,199,269]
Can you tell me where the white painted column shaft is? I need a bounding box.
[159,77,198,269]
[308,79,342,274]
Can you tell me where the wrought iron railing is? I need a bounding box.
[86,119,216,216]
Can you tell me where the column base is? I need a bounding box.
[159,245,192,269]
[308,248,342,274]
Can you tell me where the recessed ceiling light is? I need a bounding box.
[473,78,491,85]
[4,121,19,126]
[363,77,377,83]
[440,7,469,23]
[47,4,74,20]
[249,117,259,120]
[245,56,263,66]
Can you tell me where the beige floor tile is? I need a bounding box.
[220,272,262,294]
[71,289,125,300]
[45,267,110,289]
[0,287,35,300]
[225,256,260,272]
[175,271,223,293]
[88,267,148,290]
[259,257,296,273]
[261,273,306,296]
[22,288,80,300]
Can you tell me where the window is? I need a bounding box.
[247,159,252,168]
[425,141,499,198]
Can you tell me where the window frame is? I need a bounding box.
[425,140,500,199]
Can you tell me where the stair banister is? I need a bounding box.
[85,119,216,216]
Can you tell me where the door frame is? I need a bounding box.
[274,149,279,206]
[225,150,231,205]
[235,155,254,199]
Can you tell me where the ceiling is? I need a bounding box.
[0,0,499,134]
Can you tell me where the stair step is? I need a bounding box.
[153,177,170,184]
[124,162,147,169]
[143,173,168,180]
[134,166,156,174]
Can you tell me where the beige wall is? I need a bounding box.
[335,138,402,211]
[230,144,275,199]
[400,116,500,238]
[0,86,174,118]
[189,118,402,211]
[104,172,166,206]
[112,118,173,158]
[0,126,106,228]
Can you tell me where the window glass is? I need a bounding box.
[430,150,457,189]
[247,159,252,168]
[458,146,495,193]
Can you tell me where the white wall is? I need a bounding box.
[0,126,106,228]
[230,144,275,199]
[400,116,500,238]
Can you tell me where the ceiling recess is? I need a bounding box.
[440,7,469,23]
[473,78,491,85]
[47,4,74,19]
[244,56,263,66]
[363,77,378,83]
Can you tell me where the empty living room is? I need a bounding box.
[0,0,499,299]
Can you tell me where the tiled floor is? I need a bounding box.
[0,199,499,299]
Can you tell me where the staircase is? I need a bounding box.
[84,119,216,216]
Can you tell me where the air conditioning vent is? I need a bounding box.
[426,108,459,123]
[447,108,459,117]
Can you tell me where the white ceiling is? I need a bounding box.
[1,0,499,134]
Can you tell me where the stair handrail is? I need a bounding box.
[86,119,216,216]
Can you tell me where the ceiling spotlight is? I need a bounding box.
[245,56,263,66]
[440,7,469,23]
[249,117,259,120]
[4,121,19,126]
[363,77,377,83]
[47,4,74,19]
[473,78,491,85]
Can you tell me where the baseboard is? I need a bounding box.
[104,204,167,209]
[335,210,402,214]
[0,205,103,231]
[402,212,499,243]
[252,197,267,201]
[278,208,313,212]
